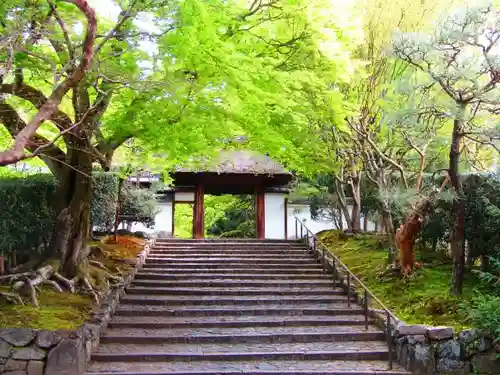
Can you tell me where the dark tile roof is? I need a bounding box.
[176,150,290,176]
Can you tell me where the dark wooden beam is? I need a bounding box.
[284,197,288,240]
[171,202,175,237]
[193,184,205,239]
[256,189,265,240]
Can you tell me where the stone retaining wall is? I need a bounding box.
[371,311,500,374]
[0,239,152,375]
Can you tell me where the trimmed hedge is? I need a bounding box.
[0,172,157,263]
[0,174,56,261]
[92,172,119,231]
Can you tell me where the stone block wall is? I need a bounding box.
[0,239,152,375]
[371,311,500,374]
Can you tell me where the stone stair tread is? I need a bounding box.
[132,279,333,286]
[121,295,350,302]
[86,360,408,374]
[135,273,330,279]
[137,269,325,274]
[142,265,322,269]
[110,315,369,324]
[143,264,319,268]
[116,303,359,313]
[102,326,382,338]
[127,286,343,293]
[96,341,390,355]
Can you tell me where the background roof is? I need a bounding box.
[177,150,290,176]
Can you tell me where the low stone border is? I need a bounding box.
[370,310,500,374]
[321,260,499,374]
[0,238,153,375]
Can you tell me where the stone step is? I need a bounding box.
[101,327,384,344]
[138,268,325,274]
[131,279,334,288]
[120,295,353,306]
[86,360,408,375]
[151,245,308,250]
[134,273,331,280]
[125,287,343,296]
[151,245,308,249]
[115,304,363,317]
[142,263,321,269]
[108,315,372,329]
[156,238,300,244]
[147,253,311,258]
[92,341,390,362]
[147,255,318,265]
[145,258,318,265]
[152,242,303,247]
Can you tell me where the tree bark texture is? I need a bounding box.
[349,174,362,232]
[51,140,93,278]
[449,111,466,295]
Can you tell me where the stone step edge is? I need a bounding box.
[114,308,364,316]
[107,320,373,329]
[139,265,324,276]
[120,298,357,306]
[100,331,385,344]
[125,288,344,296]
[87,372,408,375]
[135,274,331,278]
[91,351,391,362]
[132,280,334,285]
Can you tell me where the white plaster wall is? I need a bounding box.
[175,192,195,202]
[154,202,173,233]
[130,202,173,234]
[264,193,286,239]
[287,204,375,238]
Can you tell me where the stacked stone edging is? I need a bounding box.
[0,239,153,375]
[319,252,499,375]
[370,310,500,374]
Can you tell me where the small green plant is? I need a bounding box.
[467,294,500,343]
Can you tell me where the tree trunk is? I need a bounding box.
[350,175,362,232]
[114,177,125,243]
[50,143,93,278]
[334,178,352,231]
[449,110,466,295]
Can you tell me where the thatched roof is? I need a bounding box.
[176,150,290,176]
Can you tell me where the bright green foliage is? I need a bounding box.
[208,196,255,238]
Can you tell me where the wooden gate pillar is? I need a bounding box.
[256,189,265,240]
[193,184,205,239]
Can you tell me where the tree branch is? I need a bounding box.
[0,0,97,166]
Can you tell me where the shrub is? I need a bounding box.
[0,174,57,263]
[91,172,119,231]
[0,172,124,264]
[119,183,158,229]
[466,294,500,342]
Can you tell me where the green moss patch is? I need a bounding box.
[318,230,486,330]
[0,288,93,330]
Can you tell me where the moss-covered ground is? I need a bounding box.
[0,235,145,330]
[318,230,487,330]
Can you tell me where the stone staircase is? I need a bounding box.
[86,239,410,375]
